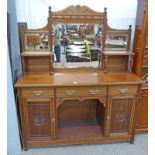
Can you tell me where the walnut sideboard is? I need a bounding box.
[15,70,143,150]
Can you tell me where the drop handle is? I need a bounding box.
[118,88,128,93]
[33,90,44,96]
[89,89,99,95]
[64,90,76,95]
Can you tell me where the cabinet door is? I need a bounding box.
[109,96,135,134]
[24,98,53,140]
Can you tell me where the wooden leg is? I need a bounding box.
[22,139,28,151]
[23,147,28,151]
[130,135,135,144]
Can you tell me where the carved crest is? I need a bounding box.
[53,5,103,16]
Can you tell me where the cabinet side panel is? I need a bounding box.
[136,88,148,129]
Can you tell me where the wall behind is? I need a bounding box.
[8,0,22,82]
[7,0,22,154]
[7,46,21,154]
[15,0,137,29]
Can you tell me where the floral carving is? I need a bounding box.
[34,116,45,126]
[115,112,125,123]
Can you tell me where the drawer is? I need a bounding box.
[22,88,54,97]
[56,86,106,97]
[109,85,137,95]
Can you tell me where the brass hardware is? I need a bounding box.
[64,90,76,95]
[33,90,44,96]
[89,89,99,95]
[107,116,110,120]
[52,118,55,122]
[118,88,128,93]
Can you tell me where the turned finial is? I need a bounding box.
[49,6,52,11]
[104,7,107,13]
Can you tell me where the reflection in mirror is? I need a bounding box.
[25,32,50,50]
[105,34,128,50]
[53,23,103,65]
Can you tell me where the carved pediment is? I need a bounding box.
[53,5,103,15]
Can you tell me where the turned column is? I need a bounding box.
[129,55,134,73]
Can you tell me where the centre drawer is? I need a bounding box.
[56,86,106,97]
[21,88,54,97]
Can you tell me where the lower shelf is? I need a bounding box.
[57,119,104,140]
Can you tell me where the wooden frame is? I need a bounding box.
[19,5,133,72]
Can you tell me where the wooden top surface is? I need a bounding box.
[15,70,143,88]
[53,62,99,68]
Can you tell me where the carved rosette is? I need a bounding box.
[115,111,125,123]
[34,116,45,126]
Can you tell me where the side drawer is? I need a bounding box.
[56,86,106,97]
[109,85,137,95]
[21,88,54,97]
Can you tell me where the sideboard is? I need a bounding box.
[15,5,145,150]
[15,70,143,150]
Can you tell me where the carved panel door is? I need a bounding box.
[24,98,53,141]
[108,96,136,134]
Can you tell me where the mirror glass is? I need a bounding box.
[105,34,128,50]
[25,32,50,50]
[52,23,103,67]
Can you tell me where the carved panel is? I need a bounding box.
[27,102,51,138]
[53,5,103,15]
[56,97,106,108]
[110,98,132,133]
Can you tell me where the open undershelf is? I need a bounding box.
[57,119,104,140]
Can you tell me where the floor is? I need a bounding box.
[13,133,148,155]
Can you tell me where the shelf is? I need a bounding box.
[21,51,53,57]
[102,51,134,56]
[57,119,104,140]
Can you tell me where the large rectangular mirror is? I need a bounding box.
[52,23,103,66]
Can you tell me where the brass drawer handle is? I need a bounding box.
[33,90,44,96]
[64,90,76,95]
[118,88,128,93]
[89,89,99,95]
